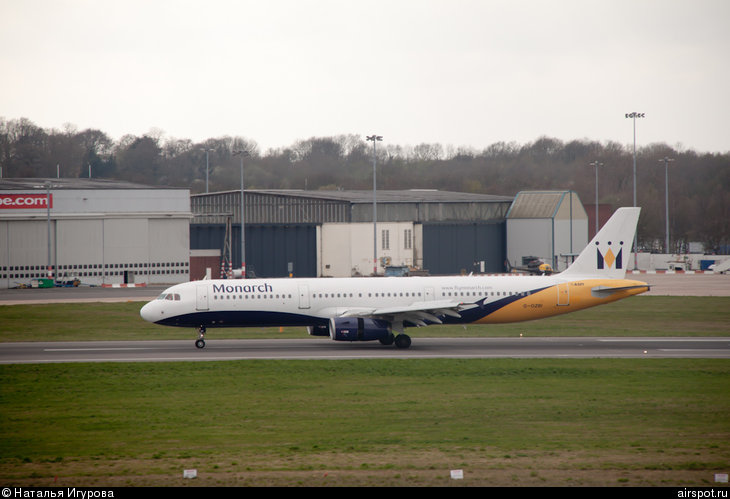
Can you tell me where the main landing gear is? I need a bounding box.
[195,326,206,349]
[378,333,412,349]
[394,333,412,349]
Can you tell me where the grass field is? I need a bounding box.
[0,296,728,487]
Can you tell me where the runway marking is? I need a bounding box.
[598,339,729,342]
[44,347,156,352]
[659,349,730,352]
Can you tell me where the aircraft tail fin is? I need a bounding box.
[561,207,641,279]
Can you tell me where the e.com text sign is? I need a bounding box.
[0,193,53,209]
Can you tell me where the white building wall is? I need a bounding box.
[147,218,190,284]
[52,189,190,214]
[507,218,588,272]
[0,186,191,288]
[319,224,352,277]
[55,219,102,281]
[506,219,552,270]
[553,218,588,271]
[103,218,149,265]
[319,222,417,277]
[1,220,55,287]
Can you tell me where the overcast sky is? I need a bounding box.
[2,0,729,154]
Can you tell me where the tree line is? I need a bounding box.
[1,117,728,253]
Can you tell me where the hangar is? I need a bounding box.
[506,190,588,273]
[190,189,514,278]
[0,178,191,289]
[1,178,589,288]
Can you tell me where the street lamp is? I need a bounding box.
[659,156,674,254]
[625,111,645,268]
[233,149,250,278]
[366,134,383,276]
[46,180,52,280]
[589,161,603,237]
[201,148,214,193]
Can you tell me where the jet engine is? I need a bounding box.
[327,317,393,342]
[307,324,330,337]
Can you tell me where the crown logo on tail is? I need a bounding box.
[596,241,623,270]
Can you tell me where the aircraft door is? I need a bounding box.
[424,287,435,301]
[557,283,570,306]
[196,284,209,311]
[298,284,310,309]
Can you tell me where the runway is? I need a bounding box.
[2,337,729,364]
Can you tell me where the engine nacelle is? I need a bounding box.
[307,325,329,337]
[328,317,392,342]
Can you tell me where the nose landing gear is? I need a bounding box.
[195,326,206,349]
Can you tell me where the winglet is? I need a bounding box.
[561,207,641,279]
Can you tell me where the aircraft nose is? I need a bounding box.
[140,301,158,323]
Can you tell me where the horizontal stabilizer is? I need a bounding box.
[591,284,650,298]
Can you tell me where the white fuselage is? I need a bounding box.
[140,273,647,329]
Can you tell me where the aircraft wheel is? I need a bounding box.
[394,334,411,349]
[195,339,206,349]
[379,333,395,346]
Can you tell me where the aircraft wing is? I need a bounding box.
[339,300,479,332]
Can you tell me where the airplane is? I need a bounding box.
[140,207,649,349]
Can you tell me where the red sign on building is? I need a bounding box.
[0,193,53,209]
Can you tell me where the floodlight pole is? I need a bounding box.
[233,149,250,278]
[660,157,674,253]
[589,161,603,237]
[625,112,645,269]
[46,181,52,279]
[366,134,383,276]
[201,148,213,193]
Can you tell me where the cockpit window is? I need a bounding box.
[157,293,181,301]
